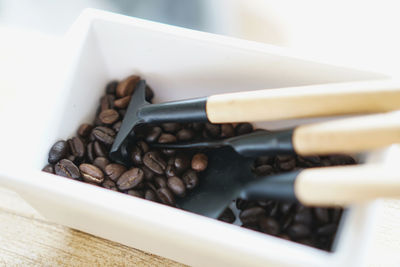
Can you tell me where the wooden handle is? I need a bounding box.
[206,80,400,123]
[292,112,400,155]
[295,164,400,206]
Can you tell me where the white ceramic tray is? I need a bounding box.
[0,9,394,267]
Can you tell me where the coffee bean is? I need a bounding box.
[276,156,296,171]
[105,80,118,94]
[255,156,273,166]
[235,123,253,135]
[314,208,330,224]
[167,176,186,197]
[145,189,158,202]
[101,94,115,111]
[68,137,85,160]
[182,170,199,190]
[205,123,220,137]
[294,208,312,225]
[161,123,182,133]
[117,168,144,190]
[116,75,140,98]
[191,122,204,132]
[142,166,155,181]
[157,187,175,206]
[143,151,167,175]
[154,176,167,188]
[259,217,280,235]
[191,153,208,172]
[218,207,236,223]
[102,179,118,191]
[92,126,115,145]
[239,207,265,225]
[93,157,109,172]
[42,164,54,174]
[280,202,293,215]
[112,121,122,133]
[145,126,162,143]
[93,141,107,158]
[48,140,69,164]
[162,148,176,157]
[327,155,355,165]
[317,224,337,236]
[127,189,144,198]
[132,142,149,165]
[67,154,76,162]
[105,163,127,181]
[174,154,190,173]
[80,163,104,184]
[118,109,126,117]
[86,142,95,163]
[241,224,260,231]
[77,123,93,138]
[287,224,311,240]
[220,124,235,138]
[165,164,178,178]
[158,133,177,143]
[146,182,157,192]
[176,128,195,141]
[114,95,131,109]
[55,159,80,179]
[254,164,273,176]
[99,109,119,125]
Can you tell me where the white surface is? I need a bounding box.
[0,9,396,266]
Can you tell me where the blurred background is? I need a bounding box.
[1,0,400,75]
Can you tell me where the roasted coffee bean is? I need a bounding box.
[118,109,126,117]
[116,75,140,98]
[236,199,254,210]
[182,170,199,190]
[174,154,190,173]
[314,208,330,224]
[145,86,154,101]
[93,141,107,158]
[105,163,127,181]
[282,213,294,230]
[105,80,118,94]
[48,140,69,164]
[317,224,337,236]
[93,157,109,172]
[204,123,220,137]
[42,164,54,174]
[92,126,115,145]
[146,181,157,192]
[275,156,296,171]
[131,145,144,165]
[167,176,186,197]
[280,202,293,215]
[235,123,253,135]
[165,164,178,178]
[241,224,260,231]
[255,156,273,166]
[254,164,273,176]
[68,137,85,160]
[158,133,177,144]
[162,148,176,157]
[80,163,104,184]
[55,159,80,179]
[257,200,274,209]
[145,126,162,143]
[191,153,208,172]
[127,189,144,198]
[294,208,312,225]
[117,168,144,190]
[143,151,167,175]
[101,94,115,111]
[77,123,93,138]
[259,217,280,235]
[86,142,95,163]
[102,179,118,191]
[157,187,175,206]
[287,223,311,240]
[218,207,236,223]
[112,121,122,133]
[191,122,204,132]
[154,176,167,188]
[239,207,265,225]
[161,123,181,133]
[220,124,235,138]
[176,128,195,141]
[142,166,155,181]
[145,189,158,202]
[99,109,119,125]
[268,202,279,217]
[114,95,131,109]
[327,155,355,165]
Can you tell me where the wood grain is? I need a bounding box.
[0,187,185,267]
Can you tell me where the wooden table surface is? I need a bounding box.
[0,26,399,267]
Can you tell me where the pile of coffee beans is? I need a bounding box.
[43,74,355,251]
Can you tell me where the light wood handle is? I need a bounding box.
[295,164,400,206]
[206,80,400,123]
[292,112,400,155]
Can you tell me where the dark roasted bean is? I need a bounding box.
[118,109,126,117]
[106,80,118,94]
[154,176,167,188]
[127,189,144,198]
[167,176,186,197]
[116,75,140,98]
[162,148,176,157]
[105,163,127,181]
[235,123,253,135]
[239,207,265,225]
[102,179,118,191]
[191,122,204,132]
[157,187,175,206]
[114,95,131,109]
[317,224,337,236]
[143,151,167,175]
[241,224,260,231]
[48,140,69,164]
[117,168,144,190]
[220,124,235,138]
[100,94,115,111]
[161,123,181,133]
[86,142,95,163]
[165,164,178,178]
[55,159,80,179]
[142,166,155,181]
[80,163,104,184]
[255,156,273,166]
[77,123,93,138]
[131,146,143,165]
[191,153,208,172]
[314,208,330,224]
[99,109,119,125]
[218,207,236,223]
[174,154,190,173]
[182,170,199,190]
[158,133,177,143]
[280,202,293,215]
[68,137,85,160]
[294,208,312,225]
[92,126,115,145]
[254,164,273,176]
[93,157,109,172]
[42,164,54,174]
[145,126,162,143]
[205,123,220,137]
[259,217,280,235]
[176,128,195,141]
[93,141,107,158]
[145,189,158,202]
[112,121,122,133]
[327,155,356,165]
[287,224,311,240]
